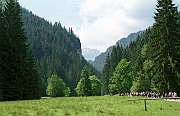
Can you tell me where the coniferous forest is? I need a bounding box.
[0,0,180,101]
[101,0,180,96]
[0,0,100,101]
[21,8,100,96]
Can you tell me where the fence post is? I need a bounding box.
[144,99,147,111]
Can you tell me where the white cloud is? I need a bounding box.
[19,0,180,52]
[76,0,180,52]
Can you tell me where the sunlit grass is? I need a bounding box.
[0,95,180,116]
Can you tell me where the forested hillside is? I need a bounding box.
[21,8,100,96]
[1,0,180,99]
[91,31,143,71]
[101,6,180,95]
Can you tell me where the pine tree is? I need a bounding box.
[1,0,28,100]
[110,44,123,76]
[24,50,41,99]
[101,54,111,95]
[150,0,180,94]
[0,1,3,101]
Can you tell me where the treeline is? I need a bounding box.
[101,0,180,96]
[0,0,100,101]
[21,5,100,96]
[0,0,40,101]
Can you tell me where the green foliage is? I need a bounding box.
[0,0,40,101]
[46,75,70,97]
[24,50,41,99]
[21,8,100,96]
[1,0,26,100]
[92,31,142,71]
[150,0,180,93]
[0,1,3,101]
[89,75,102,95]
[109,59,132,94]
[74,78,84,96]
[110,45,123,75]
[141,44,148,58]
[100,2,180,95]
[101,45,123,95]
[131,44,152,92]
[75,66,92,96]
[101,54,111,95]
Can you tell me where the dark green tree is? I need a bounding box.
[131,44,152,92]
[0,1,3,101]
[1,0,28,101]
[101,54,111,95]
[21,8,101,96]
[150,0,180,94]
[131,60,152,92]
[24,50,41,99]
[110,44,123,75]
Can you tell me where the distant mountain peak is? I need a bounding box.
[90,30,143,71]
[82,48,101,61]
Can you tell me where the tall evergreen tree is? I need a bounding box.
[0,1,3,101]
[24,50,41,99]
[101,54,111,95]
[150,0,180,94]
[110,45,123,75]
[0,0,40,101]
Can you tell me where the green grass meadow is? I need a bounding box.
[0,95,180,116]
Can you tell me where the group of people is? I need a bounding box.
[119,91,178,98]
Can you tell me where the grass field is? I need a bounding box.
[0,95,180,116]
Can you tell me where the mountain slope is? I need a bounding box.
[90,31,143,71]
[82,48,101,61]
[21,8,100,96]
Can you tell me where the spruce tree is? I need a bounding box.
[1,0,28,100]
[110,44,123,76]
[150,0,180,94]
[101,54,111,95]
[0,1,3,101]
[24,50,40,99]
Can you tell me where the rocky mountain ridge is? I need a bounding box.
[90,31,143,71]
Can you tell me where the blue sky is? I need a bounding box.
[19,0,180,52]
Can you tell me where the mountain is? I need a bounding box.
[90,31,143,71]
[116,31,143,48]
[20,8,100,96]
[82,48,101,61]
